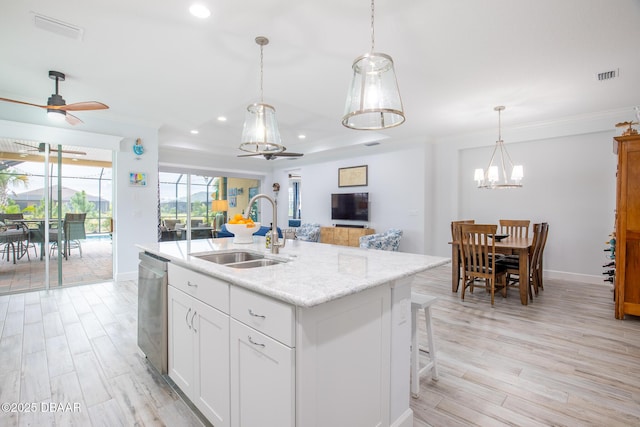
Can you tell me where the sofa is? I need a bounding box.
[359,229,403,251]
[295,223,321,242]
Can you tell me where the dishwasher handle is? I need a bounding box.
[139,252,169,272]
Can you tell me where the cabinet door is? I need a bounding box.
[167,286,195,394]
[334,227,350,246]
[320,227,333,244]
[194,299,230,427]
[230,319,294,427]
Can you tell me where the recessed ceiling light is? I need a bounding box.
[217,116,227,122]
[190,129,199,135]
[298,134,306,140]
[189,4,211,19]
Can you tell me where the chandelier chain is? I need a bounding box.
[370,0,376,52]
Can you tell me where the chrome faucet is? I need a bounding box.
[245,193,285,254]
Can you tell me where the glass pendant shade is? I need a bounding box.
[342,52,405,130]
[239,36,285,155]
[239,102,284,154]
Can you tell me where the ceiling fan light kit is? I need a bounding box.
[342,0,405,130]
[0,70,108,126]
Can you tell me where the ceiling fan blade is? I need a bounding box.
[0,97,48,109]
[59,148,87,155]
[237,153,262,157]
[13,142,39,151]
[65,112,83,126]
[274,152,303,157]
[53,101,110,111]
[36,143,87,155]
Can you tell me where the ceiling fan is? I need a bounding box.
[14,142,87,156]
[0,70,109,126]
[238,148,303,160]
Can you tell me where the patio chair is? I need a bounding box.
[50,213,87,259]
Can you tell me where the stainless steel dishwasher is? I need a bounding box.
[138,251,169,374]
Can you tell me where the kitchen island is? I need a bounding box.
[137,237,449,427]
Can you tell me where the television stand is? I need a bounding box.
[320,226,375,247]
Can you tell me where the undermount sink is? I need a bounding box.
[193,250,265,265]
[191,250,286,268]
[226,258,285,269]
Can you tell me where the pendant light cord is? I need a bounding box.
[370,0,376,52]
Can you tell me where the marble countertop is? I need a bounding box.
[137,237,450,308]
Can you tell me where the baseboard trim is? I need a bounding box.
[116,270,137,282]
[544,270,607,286]
[391,408,413,427]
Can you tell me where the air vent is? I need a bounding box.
[597,69,619,81]
[33,14,84,40]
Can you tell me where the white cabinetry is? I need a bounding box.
[168,264,230,427]
[230,320,295,427]
[229,286,295,427]
[167,262,407,427]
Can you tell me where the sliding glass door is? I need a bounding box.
[0,138,113,294]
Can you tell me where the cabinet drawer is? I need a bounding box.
[168,263,229,314]
[231,286,295,347]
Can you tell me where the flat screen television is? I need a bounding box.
[331,192,369,221]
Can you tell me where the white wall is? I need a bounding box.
[459,131,616,278]
[431,110,628,283]
[272,144,430,254]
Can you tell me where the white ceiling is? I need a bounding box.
[1,0,639,162]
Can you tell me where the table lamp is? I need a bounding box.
[211,199,229,231]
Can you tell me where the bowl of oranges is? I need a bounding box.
[226,214,260,244]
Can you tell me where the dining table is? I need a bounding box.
[10,218,64,260]
[451,234,534,305]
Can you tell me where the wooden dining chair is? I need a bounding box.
[451,220,475,292]
[459,224,508,305]
[499,219,530,238]
[500,222,549,298]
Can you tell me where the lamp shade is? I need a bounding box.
[239,103,284,153]
[211,199,229,212]
[342,53,405,130]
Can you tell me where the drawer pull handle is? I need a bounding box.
[248,336,265,348]
[191,311,198,333]
[187,281,198,287]
[248,309,266,319]
[186,308,192,329]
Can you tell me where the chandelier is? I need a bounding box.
[239,36,284,155]
[474,106,524,189]
[342,0,405,130]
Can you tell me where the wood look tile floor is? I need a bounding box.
[0,263,639,426]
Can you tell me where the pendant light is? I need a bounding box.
[239,36,284,155]
[474,106,524,189]
[342,0,405,130]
